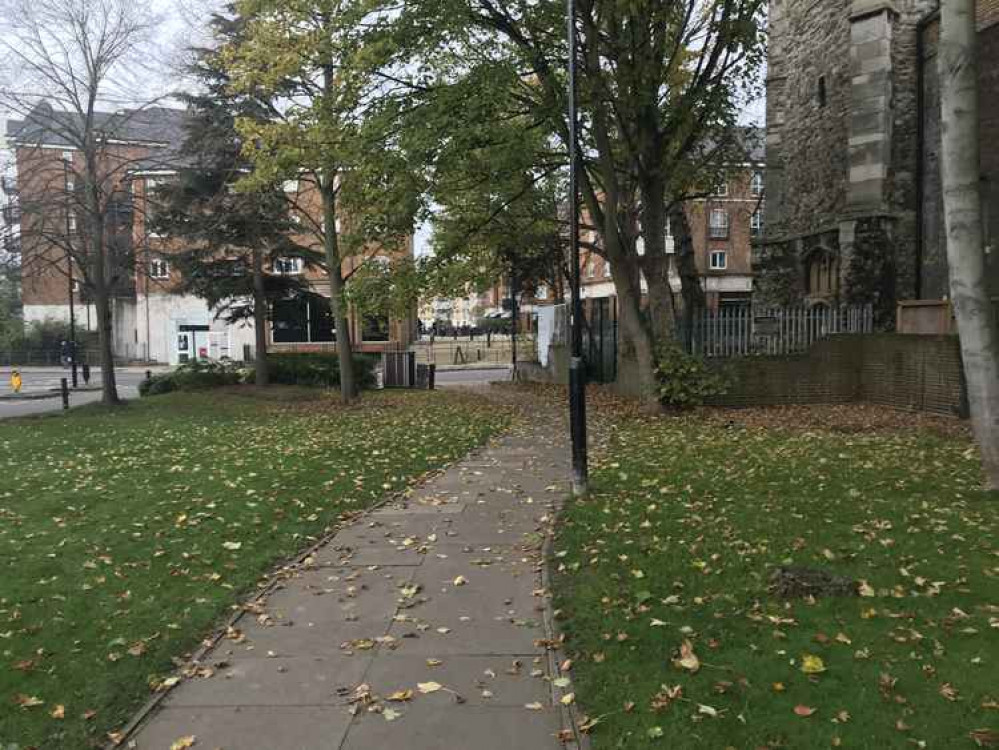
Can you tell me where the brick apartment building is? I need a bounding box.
[760,0,999,319]
[422,140,765,336]
[579,139,765,314]
[5,102,415,364]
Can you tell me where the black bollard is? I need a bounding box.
[82,362,91,385]
[60,378,69,410]
[428,364,436,390]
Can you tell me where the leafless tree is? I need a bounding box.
[0,0,173,404]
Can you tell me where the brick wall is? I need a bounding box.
[528,333,965,416]
[704,334,966,416]
[702,339,859,407]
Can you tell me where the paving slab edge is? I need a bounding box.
[107,439,501,750]
[541,493,592,750]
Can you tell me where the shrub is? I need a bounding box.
[266,353,378,390]
[654,341,730,408]
[139,360,246,397]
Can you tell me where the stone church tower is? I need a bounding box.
[760,0,999,325]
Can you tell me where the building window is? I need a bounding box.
[536,284,549,299]
[283,179,299,193]
[585,257,595,278]
[68,211,77,233]
[751,210,763,238]
[362,313,390,342]
[714,179,729,197]
[709,250,727,270]
[149,259,170,280]
[145,178,163,236]
[61,150,73,163]
[709,209,729,239]
[274,256,303,275]
[603,259,612,278]
[272,295,335,343]
[751,172,763,197]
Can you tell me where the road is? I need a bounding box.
[0,368,148,418]
[434,366,512,387]
[0,366,510,418]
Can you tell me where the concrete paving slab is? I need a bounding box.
[258,567,414,626]
[223,620,390,659]
[407,561,541,618]
[362,653,551,708]
[127,391,572,750]
[339,705,562,750]
[441,511,546,545]
[163,655,371,707]
[385,618,545,656]
[132,706,351,750]
[329,516,442,547]
[313,543,428,567]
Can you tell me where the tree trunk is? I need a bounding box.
[939,0,999,490]
[675,213,706,351]
[320,183,356,403]
[612,262,660,410]
[94,288,119,405]
[252,248,269,387]
[638,177,676,346]
[643,258,676,346]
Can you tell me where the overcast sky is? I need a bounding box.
[1,0,763,254]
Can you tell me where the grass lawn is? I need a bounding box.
[0,387,509,749]
[555,405,997,749]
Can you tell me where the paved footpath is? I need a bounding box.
[128,406,576,750]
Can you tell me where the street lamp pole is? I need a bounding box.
[63,156,78,389]
[567,0,588,496]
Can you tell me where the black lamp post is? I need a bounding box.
[567,0,588,496]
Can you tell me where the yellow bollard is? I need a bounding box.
[10,369,22,394]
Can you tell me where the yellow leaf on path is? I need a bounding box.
[561,693,575,705]
[525,702,544,710]
[673,640,701,673]
[417,681,442,694]
[170,736,196,750]
[452,576,467,586]
[386,690,413,702]
[383,707,401,721]
[801,654,827,674]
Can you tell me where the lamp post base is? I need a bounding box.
[569,355,588,497]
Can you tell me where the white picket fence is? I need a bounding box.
[683,304,874,358]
